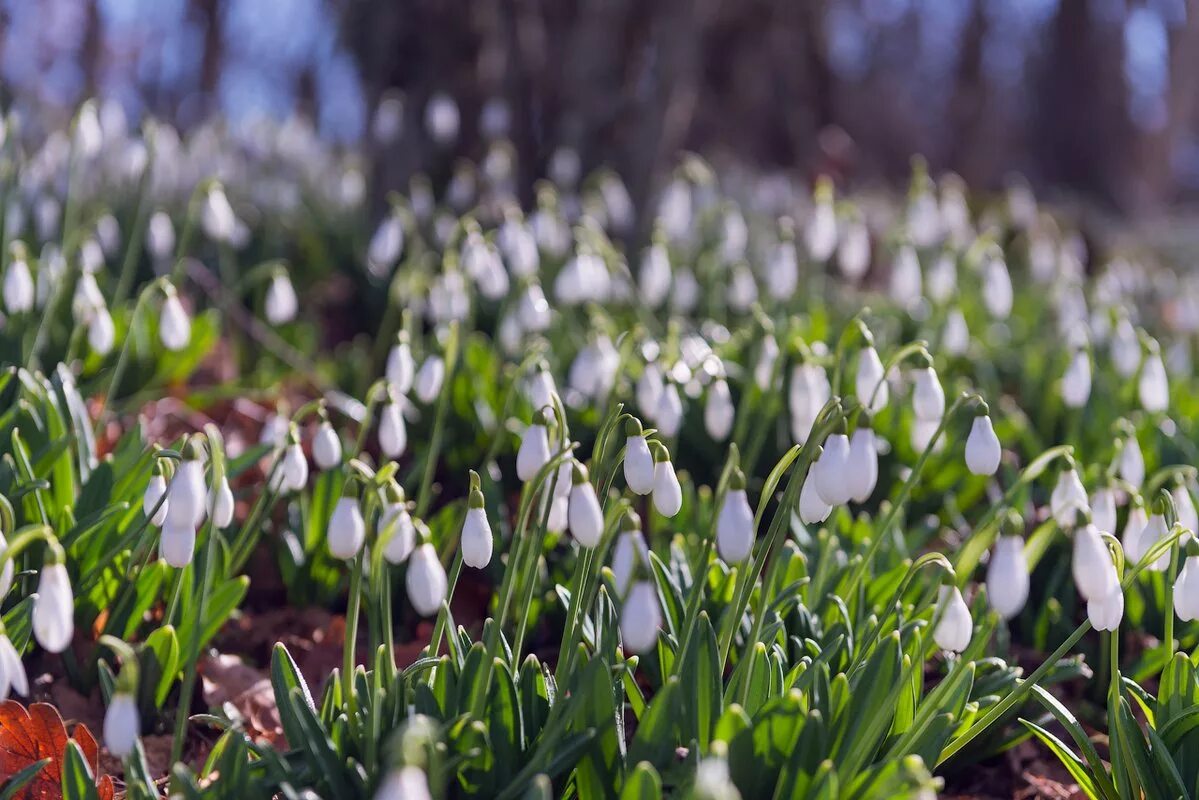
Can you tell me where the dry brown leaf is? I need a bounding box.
[0,700,115,799]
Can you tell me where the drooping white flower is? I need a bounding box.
[855,346,888,414]
[1121,503,1149,565]
[798,472,832,526]
[652,450,683,518]
[964,414,1001,476]
[425,92,460,144]
[202,185,237,243]
[209,476,234,529]
[640,242,672,308]
[33,561,74,653]
[374,765,433,800]
[789,362,830,445]
[518,282,551,332]
[620,580,662,655]
[1050,468,1088,529]
[1174,556,1199,621]
[406,543,448,616]
[103,692,140,759]
[846,426,879,503]
[655,382,684,438]
[516,419,551,482]
[1090,487,1117,535]
[837,218,871,281]
[146,212,175,262]
[1139,513,1170,572]
[911,365,945,422]
[527,366,557,412]
[1088,585,1124,632]
[804,195,837,262]
[637,362,664,419]
[926,251,957,304]
[281,441,309,493]
[755,335,780,391]
[312,421,342,471]
[766,238,798,301]
[889,245,922,311]
[143,471,169,526]
[716,476,755,563]
[461,493,494,569]
[942,308,970,356]
[1073,523,1118,602]
[87,306,115,356]
[1109,316,1141,376]
[911,417,941,453]
[159,292,191,352]
[623,423,655,495]
[2,258,34,313]
[160,521,196,568]
[705,379,735,442]
[568,465,604,548]
[982,253,1013,319]
[1139,350,1169,413]
[367,213,404,277]
[1174,484,1198,541]
[987,536,1029,620]
[933,584,973,653]
[264,270,298,325]
[1119,436,1145,489]
[611,520,649,596]
[386,336,415,394]
[0,633,28,700]
[729,264,758,313]
[813,433,852,507]
[381,501,416,565]
[1061,349,1091,408]
[327,495,366,560]
[378,400,407,459]
[167,452,206,529]
[415,355,445,404]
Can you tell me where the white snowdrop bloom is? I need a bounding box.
[425,93,460,144]
[1174,484,1198,541]
[143,472,169,526]
[378,400,407,458]
[202,185,237,243]
[964,414,1001,476]
[637,362,664,419]
[1073,523,1118,602]
[804,198,837,262]
[380,502,417,565]
[160,521,196,568]
[942,308,970,356]
[546,492,569,534]
[1090,488,1117,536]
[652,451,683,518]
[911,365,945,422]
[640,243,672,309]
[428,272,469,323]
[987,536,1030,620]
[620,580,662,655]
[147,212,175,262]
[908,190,942,247]
[799,472,832,526]
[704,379,735,441]
[611,522,649,595]
[312,421,343,471]
[461,499,494,569]
[518,282,552,332]
[327,496,366,560]
[658,179,692,242]
[982,254,1013,319]
[549,146,581,187]
[766,238,799,300]
[568,466,604,548]
[159,292,191,352]
[167,454,206,529]
[386,337,415,394]
[103,692,139,759]
[1110,318,1141,378]
[367,214,404,277]
[281,442,309,493]
[1140,514,1170,572]
[729,264,758,313]
[889,245,922,311]
[264,270,298,325]
[209,476,234,529]
[0,533,12,600]
[1138,350,1169,413]
[846,427,879,503]
[721,209,748,262]
[33,562,74,653]
[500,219,539,278]
[516,420,551,482]
[414,355,445,404]
[671,268,700,313]
[855,346,888,414]
[1119,436,1145,488]
[1061,349,1091,408]
[570,336,619,400]
[813,433,852,507]
[755,335,780,391]
[375,766,433,800]
[655,382,684,438]
[555,251,610,305]
[3,258,34,313]
[260,413,289,449]
[1088,586,1124,632]
[623,423,656,496]
[911,417,941,453]
[497,312,523,354]
[526,367,556,413]
[1174,556,1199,621]
[933,585,972,653]
[1050,468,1088,529]
[0,633,28,699]
[406,543,448,616]
[789,362,830,445]
[926,251,957,304]
[716,477,755,563]
[838,218,870,281]
[1122,504,1149,565]
[87,306,115,355]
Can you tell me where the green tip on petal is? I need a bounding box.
[624,417,644,438]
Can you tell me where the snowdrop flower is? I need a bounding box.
[367,213,404,277]
[1140,513,1170,572]
[327,491,366,560]
[982,252,1013,319]
[87,306,115,355]
[375,765,433,800]
[911,361,945,422]
[1139,347,1169,413]
[167,441,207,529]
[527,364,557,411]
[33,557,74,653]
[1174,483,1198,541]
[620,580,661,655]
[799,472,832,525]
[911,417,941,453]
[260,412,289,449]
[143,464,169,526]
[1090,487,1117,535]
[623,419,655,495]
[1089,585,1125,631]
[103,692,139,759]
[1073,523,1118,602]
[933,584,972,653]
[425,92,460,144]
[838,217,870,281]
[380,495,416,565]
[461,476,494,569]
[202,185,237,243]
[766,233,798,301]
[313,420,342,471]
[1061,348,1091,408]
[146,212,175,263]
[386,334,415,394]
[415,355,445,404]
[1174,547,1199,621]
[926,251,957,304]
[209,475,234,529]
[705,379,735,441]
[789,361,830,445]
[1119,435,1145,489]
[1110,317,1141,378]
[75,102,103,156]
[855,346,888,414]
[846,424,879,503]
[406,540,448,616]
[2,256,34,313]
[568,464,604,548]
[804,182,837,262]
[942,308,970,356]
[651,443,683,518]
[729,264,758,313]
[640,241,672,308]
[160,521,195,568]
[813,432,852,507]
[889,245,922,311]
[0,632,28,699]
[1050,466,1088,528]
[516,412,552,482]
[378,397,407,459]
[987,535,1030,620]
[159,289,191,352]
[611,513,649,595]
[518,282,551,332]
[716,470,755,562]
[655,381,683,438]
[1122,502,1149,565]
[964,411,1001,476]
[264,269,298,326]
[755,335,780,391]
[637,362,664,419]
[281,436,309,493]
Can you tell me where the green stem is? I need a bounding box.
[415,322,460,518]
[343,552,364,718]
[94,279,164,428]
[427,551,464,659]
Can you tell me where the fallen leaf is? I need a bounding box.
[0,700,115,799]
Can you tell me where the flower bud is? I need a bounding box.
[846,426,879,503]
[1174,484,1198,541]
[964,414,1001,476]
[1061,349,1091,408]
[381,502,416,564]
[654,382,683,438]
[1175,555,1199,621]
[461,499,493,569]
[637,363,664,419]
[1121,503,1149,565]
[623,423,655,495]
[516,420,551,482]
[264,270,298,325]
[0,633,28,700]
[375,766,432,800]
[789,362,829,445]
[813,433,852,507]
[527,366,557,412]
[144,471,169,527]
[209,475,234,529]
[1073,523,1118,602]
[0,532,11,599]
[911,365,945,422]
[1050,468,1088,529]
[406,543,447,616]
[611,522,648,596]
[704,379,734,442]
[568,465,604,548]
[754,335,780,391]
[1088,586,1124,632]
[1119,436,1145,488]
[282,441,309,493]
[3,258,34,313]
[386,336,415,394]
[982,254,1013,319]
[160,521,196,568]
[1139,513,1170,571]
[889,245,922,311]
[620,580,661,655]
[328,496,366,560]
[942,308,969,356]
[652,450,682,518]
[716,477,754,563]
[415,356,445,404]
[933,584,972,653]
[1090,487,1117,535]
[986,536,1029,620]
[379,400,407,458]
[103,692,140,759]
[33,561,74,653]
[88,307,115,355]
[855,346,888,414]
[799,472,832,525]
[159,292,191,352]
[313,421,343,471]
[167,455,206,529]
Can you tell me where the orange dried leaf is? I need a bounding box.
[0,701,115,799]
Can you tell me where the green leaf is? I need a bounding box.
[60,740,100,800]
[680,613,722,750]
[620,762,662,800]
[1020,720,1105,800]
[139,624,181,709]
